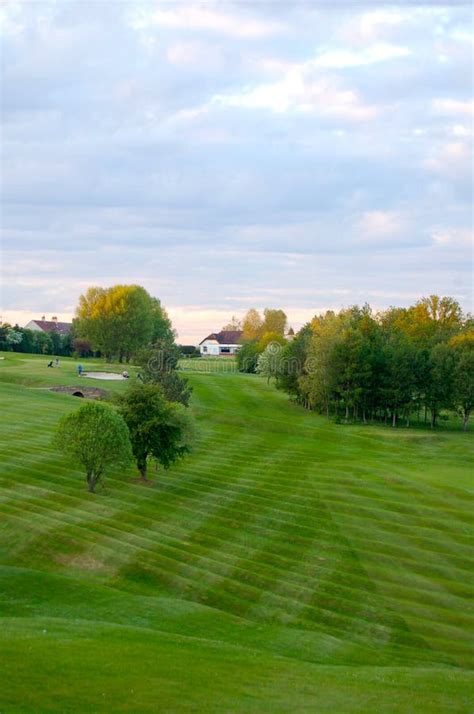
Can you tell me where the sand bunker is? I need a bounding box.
[84,371,126,381]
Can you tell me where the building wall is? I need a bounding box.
[200,341,241,356]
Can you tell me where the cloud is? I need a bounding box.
[431,227,473,247]
[1,0,473,338]
[214,70,377,119]
[433,98,474,116]
[357,210,408,240]
[312,43,411,69]
[130,5,282,39]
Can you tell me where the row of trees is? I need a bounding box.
[254,296,473,430]
[0,285,178,361]
[223,308,291,341]
[230,308,292,373]
[0,323,74,356]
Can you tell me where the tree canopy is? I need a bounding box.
[75,285,173,361]
[53,402,132,492]
[117,383,193,480]
[275,296,472,430]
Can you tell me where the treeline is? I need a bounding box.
[231,307,292,373]
[0,324,74,356]
[263,296,473,430]
[0,285,176,360]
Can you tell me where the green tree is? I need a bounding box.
[76,284,164,361]
[237,341,261,373]
[118,383,193,480]
[139,339,192,406]
[53,402,132,492]
[256,342,284,383]
[150,297,175,344]
[450,333,474,430]
[426,343,455,428]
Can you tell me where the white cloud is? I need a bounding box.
[214,69,377,120]
[312,43,410,69]
[131,5,281,39]
[433,98,474,117]
[423,140,471,174]
[358,211,407,240]
[431,228,473,247]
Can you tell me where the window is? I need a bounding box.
[220,347,230,353]
[202,346,208,353]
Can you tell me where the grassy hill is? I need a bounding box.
[0,352,473,712]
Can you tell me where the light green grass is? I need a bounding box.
[179,356,238,373]
[0,352,473,712]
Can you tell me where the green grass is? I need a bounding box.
[179,356,238,373]
[0,351,473,712]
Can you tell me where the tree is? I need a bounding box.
[262,308,287,336]
[139,339,192,406]
[237,341,261,373]
[53,402,132,492]
[425,343,455,428]
[258,332,287,351]
[241,309,263,341]
[73,338,93,357]
[75,284,162,361]
[451,333,474,430]
[221,316,242,331]
[5,328,23,348]
[118,384,193,480]
[256,342,284,383]
[150,297,175,344]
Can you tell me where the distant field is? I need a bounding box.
[0,351,473,712]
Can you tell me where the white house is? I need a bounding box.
[199,330,243,356]
[24,316,72,336]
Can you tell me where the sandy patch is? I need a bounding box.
[84,371,126,381]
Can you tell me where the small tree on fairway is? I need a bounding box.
[53,402,132,492]
[117,384,193,481]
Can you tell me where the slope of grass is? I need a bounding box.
[0,352,473,712]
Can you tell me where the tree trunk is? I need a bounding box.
[392,411,397,428]
[463,412,469,431]
[87,471,96,493]
[138,458,148,481]
[345,405,349,420]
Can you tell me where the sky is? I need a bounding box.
[0,0,472,343]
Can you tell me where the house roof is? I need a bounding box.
[199,330,243,345]
[30,320,72,336]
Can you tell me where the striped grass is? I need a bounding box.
[0,352,473,711]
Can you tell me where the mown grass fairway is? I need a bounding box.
[0,352,473,712]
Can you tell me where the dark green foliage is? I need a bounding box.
[52,402,132,492]
[139,339,193,406]
[117,383,193,479]
[237,341,261,373]
[0,323,74,356]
